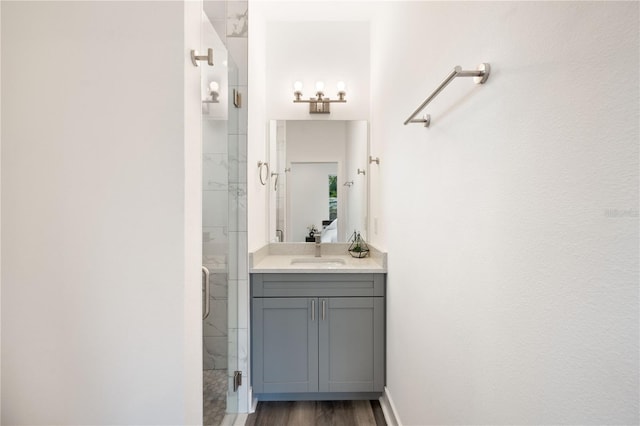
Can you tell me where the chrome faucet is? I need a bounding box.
[314,234,322,257]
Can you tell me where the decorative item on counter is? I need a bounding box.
[307,224,319,238]
[348,231,370,258]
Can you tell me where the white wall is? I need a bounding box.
[370,2,639,424]
[1,2,202,424]
[286,120,347,163]
[0,2,3,418]
[183,2,204,423]
[247,1,268,252]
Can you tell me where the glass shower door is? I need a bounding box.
[200,9,240,425]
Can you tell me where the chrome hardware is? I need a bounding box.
[404,63,491,127]
[233,89,242,108]
[191,48,214,67]
[202,266,210,320]
[314,234,322,257]
[321,299,326,321]
[407,114,431,128]
[311,300,315,321]
[258,161,269,186]
[233,370,242,391]
[293,86,347,114]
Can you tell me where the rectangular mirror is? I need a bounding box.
[268,120,369,243]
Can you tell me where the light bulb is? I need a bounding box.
[337,81,346,92]
[209,81,220,93]
[315,81,325,92]
[293,81,303,92]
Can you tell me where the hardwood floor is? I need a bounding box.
[245,400,386,426]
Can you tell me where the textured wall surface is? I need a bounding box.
[369,2,639,424]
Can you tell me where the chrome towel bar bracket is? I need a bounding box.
[258,161,269,186]
[404,63,490,127]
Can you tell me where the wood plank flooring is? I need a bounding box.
[245,400,386,426]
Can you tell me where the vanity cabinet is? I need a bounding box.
[251,273,385,400]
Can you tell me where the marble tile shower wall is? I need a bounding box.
[202,0,249,413]
[203,118,229,371]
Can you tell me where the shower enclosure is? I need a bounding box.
[200,5,247,424]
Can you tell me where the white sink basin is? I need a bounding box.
[290,257,347,267]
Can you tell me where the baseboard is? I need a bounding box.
[255,391,382,401]
[249,386,258,413]
[379,386,402,426]
[233,413,248,426]
[219,414,236,426]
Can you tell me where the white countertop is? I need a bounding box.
[249,243,387,274]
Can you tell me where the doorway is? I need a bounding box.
[289,162,339,243]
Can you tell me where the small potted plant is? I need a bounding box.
[348,231,370,258]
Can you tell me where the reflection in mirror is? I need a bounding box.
[290,162,337,242]
[268,120,368,243]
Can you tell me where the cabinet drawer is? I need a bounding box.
[251,273,385,297]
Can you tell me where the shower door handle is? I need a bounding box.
[202,266,211,320]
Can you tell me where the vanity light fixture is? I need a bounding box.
[293,80,347,114]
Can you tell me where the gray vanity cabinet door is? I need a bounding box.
[318,297,385,393]
[252,297,319,393]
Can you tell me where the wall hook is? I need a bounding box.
[191,48,213,67]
